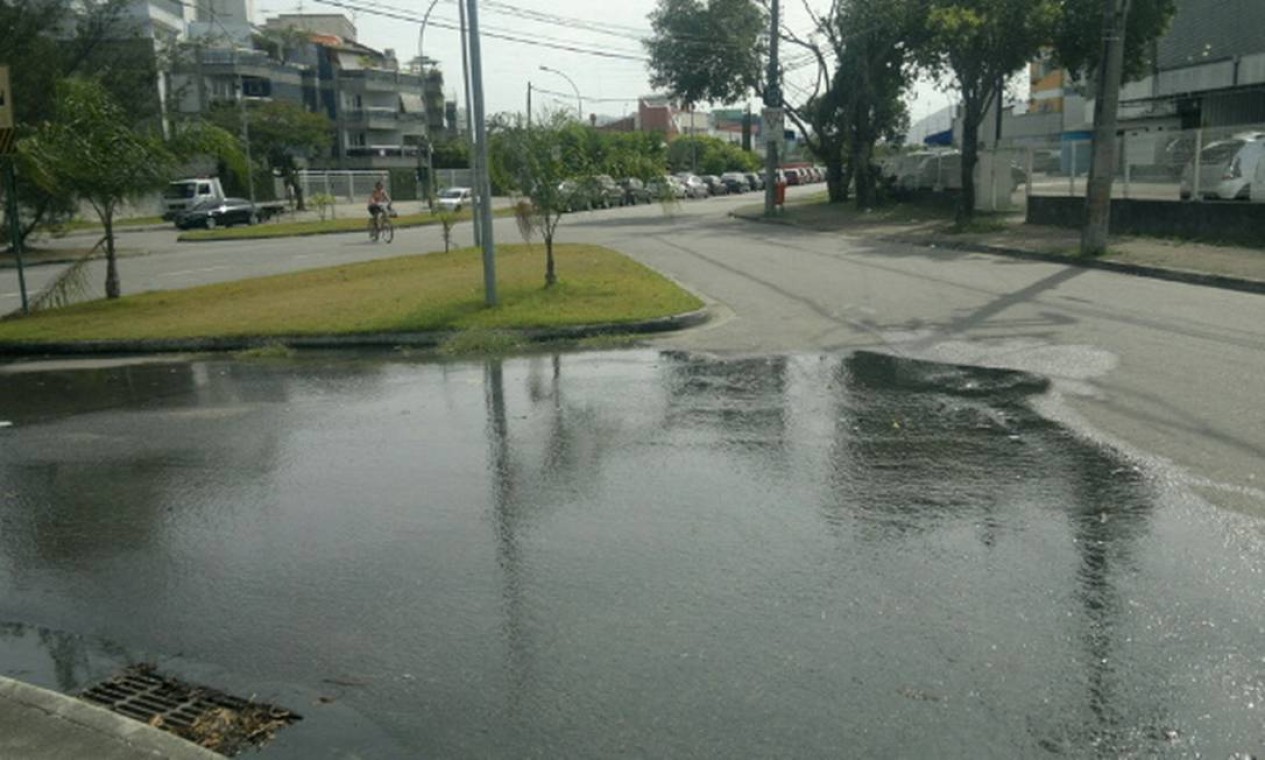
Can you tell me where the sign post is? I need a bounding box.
[0,65,29,315]
[0,66,27,311]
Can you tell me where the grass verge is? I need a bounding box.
[177,207,517,242]
[51,216,166,233]
[0,243,703,343]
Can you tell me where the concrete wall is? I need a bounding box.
[1027,196,1265,248]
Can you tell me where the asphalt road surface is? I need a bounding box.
[4,185,1263,515]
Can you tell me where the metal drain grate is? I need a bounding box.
[79,665,300,756]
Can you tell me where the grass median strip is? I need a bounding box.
[0,243,703,343]
[177,207,517,242]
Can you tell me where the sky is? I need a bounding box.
[251,0,963,129]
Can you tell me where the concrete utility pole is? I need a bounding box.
[458,0,480,247]
[466,0,497,306]
[763,0,781,216]
[1082,0,1131,256]
[238,73,255,204]
[417,0,441,206]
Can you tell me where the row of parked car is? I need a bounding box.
[555,167,829,211]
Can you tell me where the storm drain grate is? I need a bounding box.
[79,665,301,756]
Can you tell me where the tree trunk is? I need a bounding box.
[825,153,847,203]
[958,103,982,226]
[852,137,873,209]
[103,212,120,299]
[544,233,557,287]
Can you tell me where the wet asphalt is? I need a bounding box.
[1,349,1262,757]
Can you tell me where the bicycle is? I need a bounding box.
[368,203,395,244]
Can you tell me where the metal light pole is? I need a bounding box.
[527,81,532,127]
[417,0,441,206]
[538,65,582,122]
[237,73,255,204]
[458,0,480,246]
[466,0,497,306]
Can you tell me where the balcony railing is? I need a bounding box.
[345,145,421,158]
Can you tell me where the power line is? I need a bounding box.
[314,0,649,62]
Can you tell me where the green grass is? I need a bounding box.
[178,207,517,242]
[53,215,166,233]
[0,243,704,344]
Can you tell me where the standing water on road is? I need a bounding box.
[0,350,1262,757]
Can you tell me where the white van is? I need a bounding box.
[162,177,226,220]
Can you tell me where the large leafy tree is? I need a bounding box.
[645,0,767,107]
[785,0,919,207]
[917,0,1059,224]
[207,100,331,210]
[1051,0,1175,82]
[1,0,165,245]
[22,79,240,299]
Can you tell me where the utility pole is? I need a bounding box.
[458,0,480,246]
[527,81,532,127]
[1082,0,1131,256]
[763,0,781,216]
[238,73,255,204]
[466,0,497,306]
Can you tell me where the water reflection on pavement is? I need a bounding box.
[0,350,1262,758]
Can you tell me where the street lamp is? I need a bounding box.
[416,0,441,206]
[538,65,582,122]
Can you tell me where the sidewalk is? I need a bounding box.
[732,200,1265,294]
[0,676,221,759]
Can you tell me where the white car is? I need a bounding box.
[1181,132,1265,201]
[435,187,473,213]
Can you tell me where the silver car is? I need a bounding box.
[435,187,473,212]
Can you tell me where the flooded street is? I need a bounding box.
[1,350,1262,757]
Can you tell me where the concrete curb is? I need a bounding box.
[0,308,712,357]
[0,676,221,759]
[730,210,1265,297]
[900,238,1265,296]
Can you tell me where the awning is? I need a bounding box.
[400,93,424,113]
[923,128,953,146]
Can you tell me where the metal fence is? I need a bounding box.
[281,169,476,205]
[1022,123,1265,202]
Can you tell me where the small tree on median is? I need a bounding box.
[21,78,241,299]
[489,114,591,288]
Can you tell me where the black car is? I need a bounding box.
[175,197,260,230]
[744,172,764,191]
[701,175,728,196]
[720,173,748,194]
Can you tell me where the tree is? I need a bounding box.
[488,115,594,287]
[1,0,166,246]
[208,100,331,210]
[1050,0,1175,82]
[784,0,918,207]
[645,0,767,107]
[917,0,1059,224]
[21,79,240,299]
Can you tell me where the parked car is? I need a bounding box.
[720,173,749,193]
[435,187,473,213]
[649,176,687,200]
[617,177,653,204]
[174,197,260,230]
[701,175,729,195]
[784,168,802,186]
[674,173,710,199]
[744,172,764,191]
[558,180,593,212]
[1180,132,1265,201]
[591,175,627,208]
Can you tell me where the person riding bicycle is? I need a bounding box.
[367,181,391,227]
